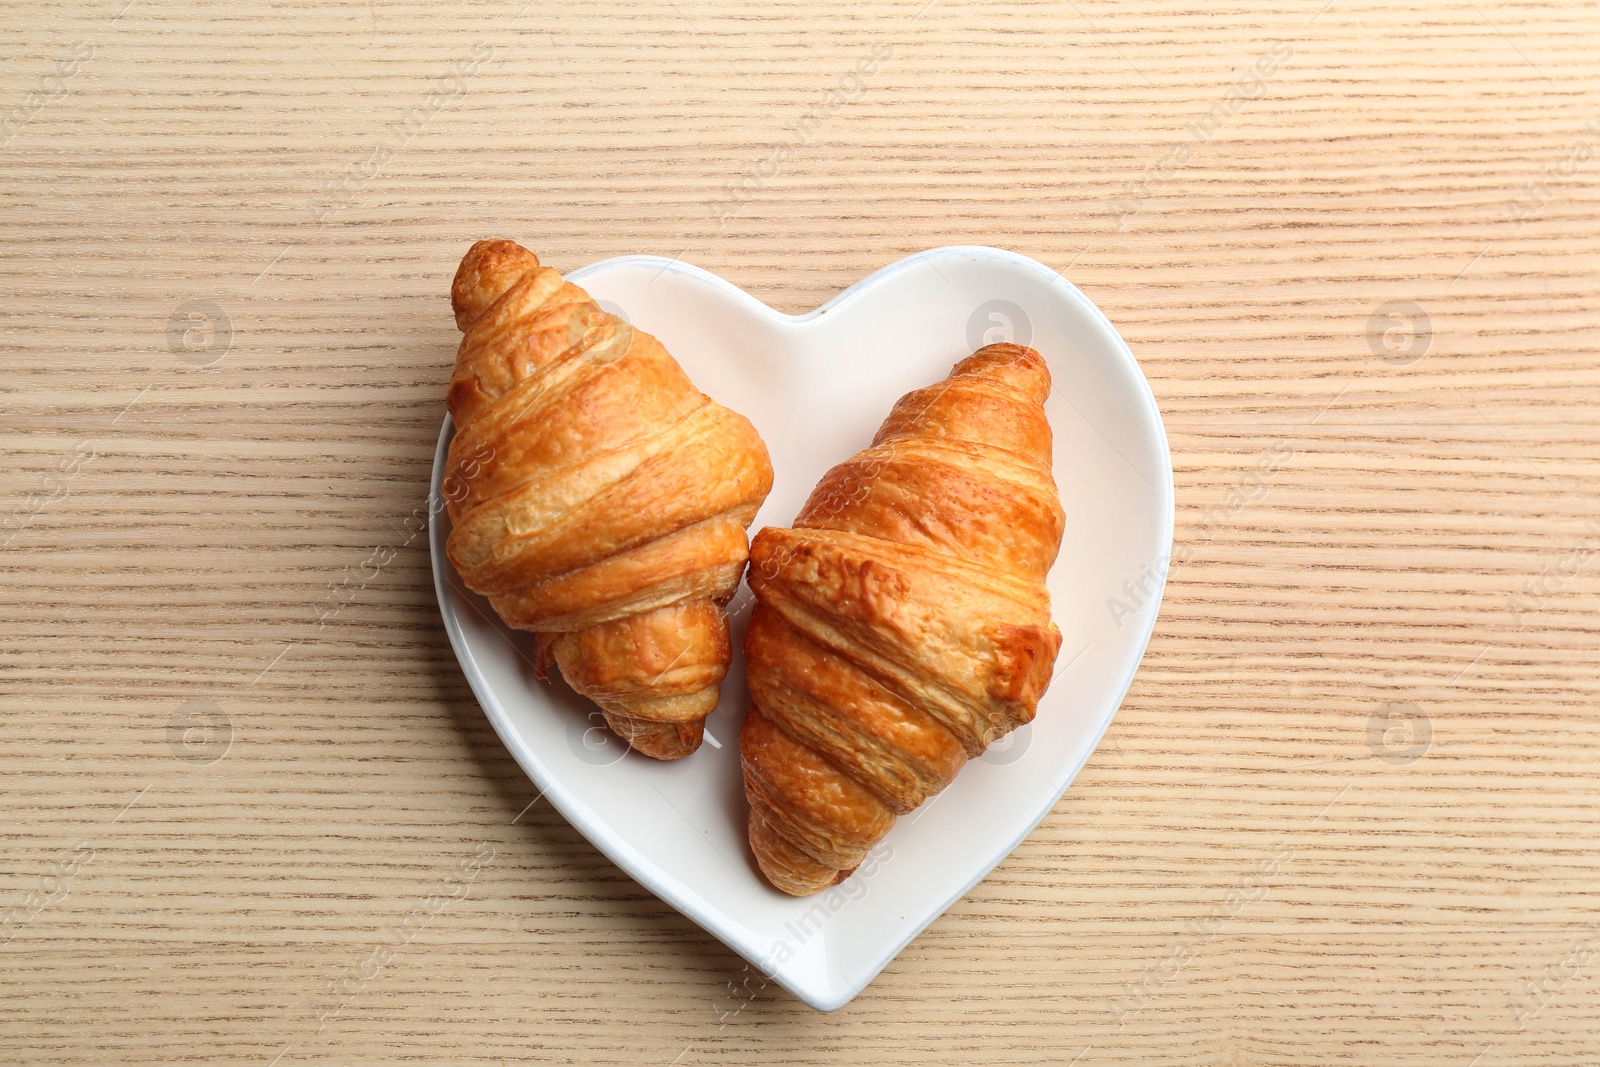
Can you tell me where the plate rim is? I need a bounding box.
[429,244,1175,1012]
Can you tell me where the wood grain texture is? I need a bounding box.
[3,0,1598,1063]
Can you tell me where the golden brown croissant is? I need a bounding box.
[442,239,773,760]
[739,343,1066,894]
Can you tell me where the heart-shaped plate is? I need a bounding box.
[428,246,1173,1011]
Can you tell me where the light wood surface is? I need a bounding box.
[4,0,1599,1063]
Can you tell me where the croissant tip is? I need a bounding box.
[451,238,541,333]
[952,342,1051,403]
[970,341,1040,359]
[531,632,557,681]
[602,711,705,760]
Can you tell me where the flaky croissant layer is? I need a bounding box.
[741,344,1065,894]
[443,239,773,759]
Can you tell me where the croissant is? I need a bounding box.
[442,239,773,760]
[739,343,1066,894]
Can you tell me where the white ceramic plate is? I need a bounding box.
[429,246,1173,1011]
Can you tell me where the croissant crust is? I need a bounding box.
[443,239,773,759]
[740,344,1065,894]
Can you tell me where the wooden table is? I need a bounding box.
[5,1,1598,1063]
